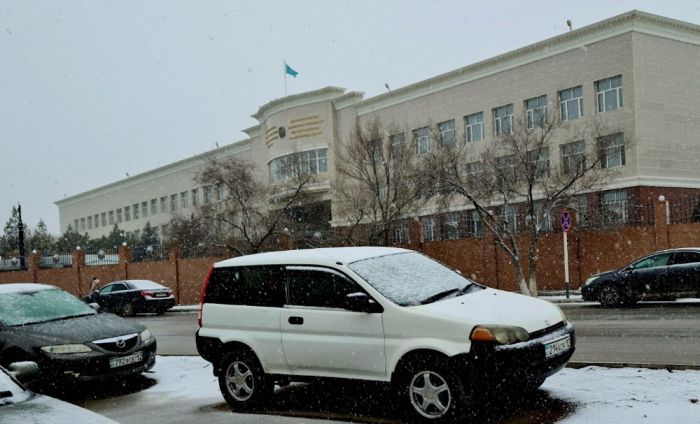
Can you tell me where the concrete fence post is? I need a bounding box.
[118,245,131,279]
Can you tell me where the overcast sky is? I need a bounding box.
[2,0,699,234]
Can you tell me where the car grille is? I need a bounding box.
[92,333,138,353]
[529,321,566,340]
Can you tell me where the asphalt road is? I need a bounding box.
[134,301,700,366]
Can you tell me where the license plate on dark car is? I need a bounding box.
[109,351,143,368]
[154,293,167,297]
[544,336,571,358]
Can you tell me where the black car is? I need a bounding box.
[581,248,700,307]
[0,283,157,385]
[84,279,175,316]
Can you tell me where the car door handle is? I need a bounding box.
[288,316,304,325]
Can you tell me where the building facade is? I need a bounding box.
[56,11,700,242]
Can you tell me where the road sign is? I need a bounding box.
[560,208,572,233]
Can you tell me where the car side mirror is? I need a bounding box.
[89,302,101,312]
[9,361,40,384]
[343,292,383,313]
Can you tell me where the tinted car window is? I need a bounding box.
[287,267,361,308]
[632,253,671,270]
[206,266,285,307]
[671,251,700,265]
[100,283,126,294]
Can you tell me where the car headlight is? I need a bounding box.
[470,325,529,345]
[140,329,154,342]
[40,344,93,354]
[584,276,599,286]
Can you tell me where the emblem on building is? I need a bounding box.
[278,126,286,138]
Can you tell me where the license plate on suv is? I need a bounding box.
[109,351,143,368]
[544,336,571,359]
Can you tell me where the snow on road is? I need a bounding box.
[144,356,700,423]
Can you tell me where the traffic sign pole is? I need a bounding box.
[560,209,572,299]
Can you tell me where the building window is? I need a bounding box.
[467,210,483,237]
[124,206,131,221]
[525,95,547,128]
[598,133,625,168]
[575,195,589,228]
[466,161,483,183]
[559,86,583,121]
[203,186,212,204]
[465,112,483,143]
[80,218,86,231]
[116,208,123,223]
[150,199,157,215]
[94,214,99,228]
[141,201,148,218]
[496,155,516,183]
[73,219,78,230]
[596,75,623,112]
[438,120,455,145]
[269,148,328,182]
[192,189,199,207]
[528,148,550,179]
[444,213,460,240]
[390,133,405,157]
[394,222,409,244]
[413,127,430,154]
[170,194,177,211]
[134,230,140,238]
[133,203,139,220]
[561,141,585,175]
[160,196,167,213]
[503,205,519,233]
[101,213,107,227]
[87,216,92,230]
[108,211,114,225]
[422,217,436,241]
[215,184,224,202]
[600,190,628,224]
[493,104,513,136]
[181,191,189,209]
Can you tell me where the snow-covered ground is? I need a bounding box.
[141,356,700,423]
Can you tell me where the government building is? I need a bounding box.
[56,10,700,243]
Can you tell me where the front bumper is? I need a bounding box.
[36,339,157,383]
[454,321,575,388]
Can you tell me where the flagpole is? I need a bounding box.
[284,61,287,96]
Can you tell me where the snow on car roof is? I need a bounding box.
[214,247,410,268]
[0,283,55,294]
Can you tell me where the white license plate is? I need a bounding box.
[109,351,143,368]
[544,336,571,359]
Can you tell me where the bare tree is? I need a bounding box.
[335,118,427,245]
[422,112,624,296]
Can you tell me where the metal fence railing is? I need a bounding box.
[132,245,168,263]
[84,250,120,267]
[39,253,72,269]
[669,196,700,224]
[0,256,26,272]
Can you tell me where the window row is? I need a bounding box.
[269,148,328,182]
[398,75,622,154]
[73,184,227,232]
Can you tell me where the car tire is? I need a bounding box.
[218,349,272,411]
[599,286,623,307]
[396,355,470,423]
[120,303,135,317]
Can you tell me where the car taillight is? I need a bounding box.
[140,290,154,298]
[199,265,214,327]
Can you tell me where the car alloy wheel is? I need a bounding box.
[409,370,452,419]
[224,361,255,401]
[599,286,621,307]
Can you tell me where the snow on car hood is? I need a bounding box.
[414,288,564,333]
[0,393,118,424]
[8,313,144,345]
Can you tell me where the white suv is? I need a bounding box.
[196,247,575,422]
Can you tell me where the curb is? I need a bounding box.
[567,361,700,371]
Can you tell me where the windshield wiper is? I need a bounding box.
[420,288,461,305]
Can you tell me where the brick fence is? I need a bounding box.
[1,197,699,302]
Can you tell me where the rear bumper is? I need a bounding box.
[136,298,176,313]
[453,321,575,388]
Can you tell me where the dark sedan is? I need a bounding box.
[581,248,700,307]
[0,284,157,387]
[84,279,175,316]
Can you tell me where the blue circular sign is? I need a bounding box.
[561,209,572,232]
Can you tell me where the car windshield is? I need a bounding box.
[348,252,478,306]
[0,368,31,407]
[0,288,96,327]
[127,280,165,289]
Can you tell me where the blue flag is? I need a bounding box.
[285,62,298,78]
